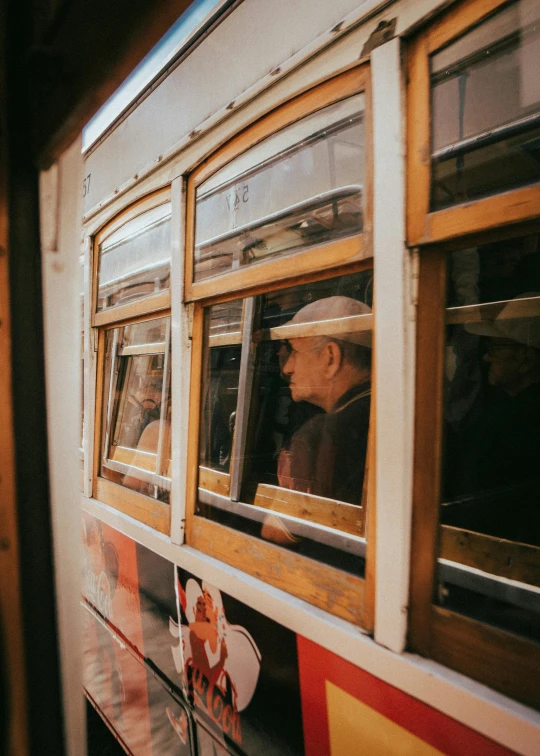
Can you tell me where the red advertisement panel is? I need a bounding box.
[297,636,517,756]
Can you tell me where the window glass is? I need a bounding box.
[430,0,540,210]
[197,270,373,572]
[438,232,540,641]
[101,316,171,502]
[194,94,365,282]
[97,202,171,311]
[199,301,243,474]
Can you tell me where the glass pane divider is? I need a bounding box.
[196,185,363,253]
[198,487,366,557]
[438,557,540,614]
[103,458,170,491]
[432,112,540,163]
[119,342,166,356]
[229,296,257,502]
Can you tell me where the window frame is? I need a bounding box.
[183,65,377,628]
[91,189,173,535]
[92,189,172,327]
[409,232,540,711]
[185,65,372,302]
[406,0,540,248]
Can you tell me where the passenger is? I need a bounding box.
[466,294,540,493]
[276,295,372,504]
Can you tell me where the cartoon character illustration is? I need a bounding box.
[169,571,261,744]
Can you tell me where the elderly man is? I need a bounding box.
[276,295,372,506]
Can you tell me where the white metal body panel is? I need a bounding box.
[83,0,376,213]
[40,138,86,756]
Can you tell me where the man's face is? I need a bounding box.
[282,337,328,407]
[484,338,526,389]
[195,596,207,622]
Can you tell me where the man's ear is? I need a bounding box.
[324,340,343,378]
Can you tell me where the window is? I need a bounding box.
[409,0,540,710]
[407,0,540,244]
[94,194,172,326]
[92,191,172,534]
[100,317,171,502]
[185,67,375,625]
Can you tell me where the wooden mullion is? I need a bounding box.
[189,235,366,302]
[93,290,170,327]
[247,483,363,536]
[426,185,540,244]
[193,257,373,309]
[440,526,540,587]
[431,606,540,710]
[191,516,365,626]
[94,478,170,534]
[406,32,431,246]
[184,303,205,543]
[408,250,447,653]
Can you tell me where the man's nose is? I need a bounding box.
[283,352,294,375]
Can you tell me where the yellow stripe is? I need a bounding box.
[326,681,444,756]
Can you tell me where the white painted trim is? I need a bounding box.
[40,139,87,756]
[83,234,95,500]
[82,493,540,756]
[170,176,189,544]
[371,38,414,653]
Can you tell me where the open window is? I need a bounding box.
[92,191,172,534]
[185,66,375,626]
[408,0,540,709]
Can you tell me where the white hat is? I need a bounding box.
[466,293,540,348]
[287,295,372,348]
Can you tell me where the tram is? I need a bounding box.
[63,0,540,752]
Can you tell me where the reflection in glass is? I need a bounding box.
[438,233,540,641]
[101,316,171,502]
[197,271,373,572]
[97,203,171,311]
[199,301,243,472]
[194,95,365,281]
[430,0,540,209]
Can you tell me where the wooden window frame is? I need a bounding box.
[91,190,173,535]
[409,235,540,710]
[92,189,172,327]
[92,312,172,535]
[185,65,372,302]
[406,0,540,248]
[183,65,377,627]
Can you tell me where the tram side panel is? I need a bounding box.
[82,513,518,756]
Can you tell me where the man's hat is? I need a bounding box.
[286,295,372,348]
[466,292,540,348]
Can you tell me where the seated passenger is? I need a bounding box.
[466,293,540,492]
[276,295,372,505]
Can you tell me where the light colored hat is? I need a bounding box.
[466,293,540,348]
[287,295,372,348]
